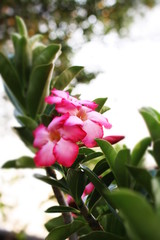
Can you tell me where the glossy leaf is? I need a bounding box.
[114,149,130,187]
[2,156,35,168]
[53,66,84,90]
[33,44,61,67]
[108,189,160,240]
[67,169,86,204]
[152,177,160,215]
[46,220,85,240]
[45,205,80,214]
[27,63,53,117]
[32,44,46,63]
[93,97,108,113]
[82,152,104,164]
[127,165,153,197]
[140,107,160,141]
[131,137,151,166]
[92,159,110,176]
[0,52,24,107]
[79,231,127,240]
[34,174,69,193]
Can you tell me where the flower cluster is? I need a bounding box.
[33,88,122,167]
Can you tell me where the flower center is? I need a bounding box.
[76,108,87,121]
[49,131,61,142]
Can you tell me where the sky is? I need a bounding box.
[0,3,160,237]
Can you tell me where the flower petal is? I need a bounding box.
[103,135,125,145]
[79,100,98,110]
[33,124,49,148]
[34,141,56,167]
[87,111,112,129]
[45,95,62,104]
[48,113,69,132]
[82,120,103,147]
[65,116,83,126]
[54,138,79,167]
[51,88,69,99]
[55,99,79,114]
[60,125,86,142]
[83,182,95,195]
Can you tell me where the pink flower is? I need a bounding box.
[33,113,86,167]
[45,89,112,147]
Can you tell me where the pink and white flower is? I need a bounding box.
[33,113,86,167]
[45,89,112,147]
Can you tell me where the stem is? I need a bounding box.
[78,200,103,231]
[46,167,77,240]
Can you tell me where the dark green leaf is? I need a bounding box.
[27,63,53,118]
[46,220,85,240]
[2,156,35,168]
[53,66,84,90]
[114,149,130,187]
[45,205,80,214]
[33,44,61,66]
[79,148,95,155]
[140,107,160,141]
[108,189,160,240]
[45,216,64,232]
[67,169,86,204]
[127,165,153,197]
[0,52,24,107]
[131,137,151,166]
[14,127,35,153]
[82,152,104,164]
[93,97,108,113]
[34,174,69,193]
[32,44,46,63]
[92,159,110,175]
[79,231,127,240]
[152,177,160,215]
[153,139,160,166]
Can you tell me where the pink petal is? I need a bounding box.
[79,100,98,110]
[33,124,49,148]
[103,135,125,145]
[82,120,103,147]
[65,116,84,126]
[34,141,56,167]
[87,111,112,129]
[54,138,79,167]
[48,113,69,132]
[83,182,95,195]
[60,125,86,142]
[51,88,69,99]
[55,99,79,114]
[45,95,62,104]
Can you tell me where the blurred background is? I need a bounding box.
[0,0,160,239]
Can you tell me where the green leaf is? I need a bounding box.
[140,107,160,141]
[92,159,110,176]
[152,177,160,215]
[53,66,84,90]
[33,44,61,67]
[131,137,151,166]
[0,53,24,107]
[108,189,160,240]
[2,156,35,168]
[96,139,118,182]
[82,152,104,164]
[45,205,80,214]
[153,139,160,166]
[127,165,153,197]
[114,149,130,187]
[34,174,69,193]
[29,34,43,48]
[16,16,28,37]
[16,115,37,130]
[67,169,86,204]
[79,231,127,240]
[45,216,64,232]
[14,127,35,153]
[27,63,53,118]
[46,220,85,240]
[93,97,108,113]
